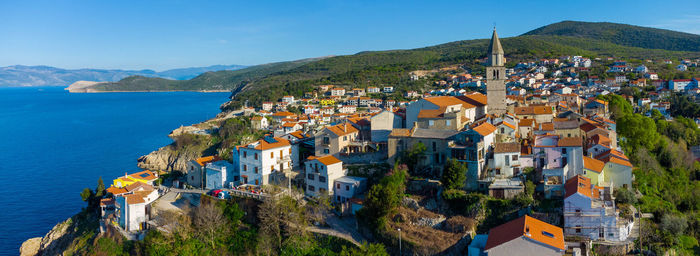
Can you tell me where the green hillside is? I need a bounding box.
[222,34,700,110]
[89,57,323,92]
[523,20,700,52]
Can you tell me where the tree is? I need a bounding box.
[614,187,637,205]
[191,201,229,250]
[80,188,93,202]
[340,242,389,256]
[359,165,408,231]
[441,158,467,189]
[95,177,105,198]
[400,142,426,175]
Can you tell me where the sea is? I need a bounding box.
[0,86,231,255]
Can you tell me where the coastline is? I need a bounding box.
[67,89,231,93]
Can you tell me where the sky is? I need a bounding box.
[1,0,699,71]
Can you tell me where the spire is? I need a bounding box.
[487,27,505,66]
[488,27,504,55]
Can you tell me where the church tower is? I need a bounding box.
[485,28,506,116]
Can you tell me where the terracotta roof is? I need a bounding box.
[195,156,221,166]
[472,122,497,136]
[590,134,611,146]
[565,175,592,198]
[125,182,154,192]
[514,106,553,115]
[326,123,359,136]
[494,142,520,153]
[251,116,264,121]
[417,109,446,119]
[580,123,603,133]
[243,137,291,150]
[583,156,605,173]
[458,93,488,107]
[389,128,411,137]
[272,111,295,117]
[307,155,342,166]
[498,121,516,130]
[519,119,536,127]
[603,155,633,167]
[282,122,299,128]
[536,122,554,131]
[288,130,306,139]
[129,170,157,181]
[557,137,582,147]
[100,198,115,206]
[484,215,565,251]
[106,186,127,195]
[125,194,145,204]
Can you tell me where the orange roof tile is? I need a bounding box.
[272,111,295,117]
[129,170,158,181]
[605,156,633,167]
[106,186,128,195]
[244,137,291,150]
[557,137,582,147]
[307,155,342,166]
[389,128,411,137]
[417,109,446,118]
[565,175,592,198]
[326,123,359,136]
[472,122,497,136]
[195,156,221,166]
[484,215,565,251]
[583,156,605,173]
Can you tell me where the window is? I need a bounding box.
[271,166,274,171]
[243,165,247,171]
[254,167,258,174]
[576,225,582,233]
[514,167,520,175]
[446,120,451,126]
[280,150,283,157]
[337,196,341,201]
[319,176,326,183]
[512,155,518,161]
[323,149,329,154]
[308,185,315,192]
[323,137,330,144]
[500,128,505,133]
[271,152,274,158]
[346,185,350,191]
[583,170,587,175]
[429,120,434,127]
[254,153,258,160]
[308,174,314,180]
[244,151,247,158]
[505,156,510,166]
[432,142,436,152]
[344,136,347,141]
[190,166,194,171]
[289,148,292,154]
[336,183,340,189]
[562,148,567,154]
[541,231,555,238]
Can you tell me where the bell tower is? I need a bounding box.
[486,27,506,116]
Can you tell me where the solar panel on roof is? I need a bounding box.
[263,136,278,144]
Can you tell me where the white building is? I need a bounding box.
[238,136,292,186]
[564,175,633,242]
[332,176,367,203]
[492,142,522,177]
[205,160,237,189]
[113,182,159,232]
[383,86,394,93]
[330,88,346,96]
[304,155,346,197]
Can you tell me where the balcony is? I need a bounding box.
[276,155,291,165]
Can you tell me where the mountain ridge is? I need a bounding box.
[0,64,247,87]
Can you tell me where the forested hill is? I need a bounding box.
[523,21,700,52]
[81,21,700,103]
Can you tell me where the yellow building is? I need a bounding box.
[319,99,336,106]
[113,170,158,188]
[582,156,605,186]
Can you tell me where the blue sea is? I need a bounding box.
[0,86,230,255]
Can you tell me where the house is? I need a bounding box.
[452,122,496,189]
[282,122,302,134]
[282,96,295,104]
[113,182,159,232]
[533,135,584,198]
[473,215,565,256]
[553,120,582,138]
[582,156,606,186]
[330,88,345,96]
[205,160,237,189]
[262,102,274,111]
[564,175,633,242]
[370,110,403,143]
[271,111,296,123]
[238,136,292,186]
[304,155,346,197]
[186,156,221,188]
[488,178,524,199]
[333,176,367,204]
[112,170,159,188]
[367,87,380,94]
[339,105,356,114]
[492,142,522,177]
[596,150,633,189]
[405,94,488,129]
[350,88,366,97]
[315,123,359,157]
[388,127,459,177]
[513,105,554,124]
[495,121,517,143]
[383,86,394,93]
[251,116,269,130]
[669,79,693,92]
[677,64,688,71]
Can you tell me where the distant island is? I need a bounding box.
[0,64,246,87]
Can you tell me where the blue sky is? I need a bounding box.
[1,0,699,70]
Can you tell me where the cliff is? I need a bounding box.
[20,211,99,256]
[65,81,103,93]
[137,144,202,172]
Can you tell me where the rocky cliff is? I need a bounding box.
[137,145,202,172]
[20,211,99,256]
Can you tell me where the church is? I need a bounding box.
[485,28,507,116]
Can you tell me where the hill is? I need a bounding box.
[84,58,324,92]
[523,21,700,52]
[0,64,246,87]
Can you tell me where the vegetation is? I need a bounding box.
[357,164,409,232]
[600,94,700,254]
[523,20,700,52]
[441,158,467,190]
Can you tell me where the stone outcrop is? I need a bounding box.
[65,80,103,93]
[20,213,96,256]
[19,238,41,256]
[137,145,202,172]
